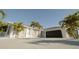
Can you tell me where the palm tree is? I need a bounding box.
[0,20,7,32]
[13,22,24,33]
[0,10,6,32]
[12,22,24,38]
[0,10,6,20]
[59,11,79,39]
[30,21,43,29]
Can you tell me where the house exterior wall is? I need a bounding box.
[9,25,42,38]
[61,28,70,38]
[42,27,71,38]
[18,28,41,38]
[6,25,72,39]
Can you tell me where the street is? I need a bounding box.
[0,38,79,49]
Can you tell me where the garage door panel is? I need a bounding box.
[46,30,62,38]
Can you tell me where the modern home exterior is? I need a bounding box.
[8,25,72,39]
[9,25,43,38]
[0,24,73,39]
[43,27,71,38]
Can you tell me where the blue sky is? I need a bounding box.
[3,9,79,28]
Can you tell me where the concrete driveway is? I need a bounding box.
[0,38,79,49]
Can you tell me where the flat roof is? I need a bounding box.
[44,26,62,31]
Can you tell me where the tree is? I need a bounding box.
[0,21,8,32]
[0,10,6,20]
[30,21,43,29]
[59,11,79,39]
[13,22,24,33]
[0,10,7,32]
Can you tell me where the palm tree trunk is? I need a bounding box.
[71,29,77,39]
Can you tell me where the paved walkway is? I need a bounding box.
[0,38,79,49]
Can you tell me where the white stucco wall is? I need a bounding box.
[43,27,71,38]
[8,25,71,39]
[14,27,41,38]
[60,28,70,38]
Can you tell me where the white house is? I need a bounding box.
[9,25,74,39]
[42,26,71,38]
[0,24,75,39]
[9,25,42,38]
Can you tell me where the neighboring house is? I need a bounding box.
[9,25,42,38]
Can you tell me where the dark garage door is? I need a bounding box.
[46,30,62,38]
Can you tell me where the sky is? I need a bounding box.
[3,9,79,28]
